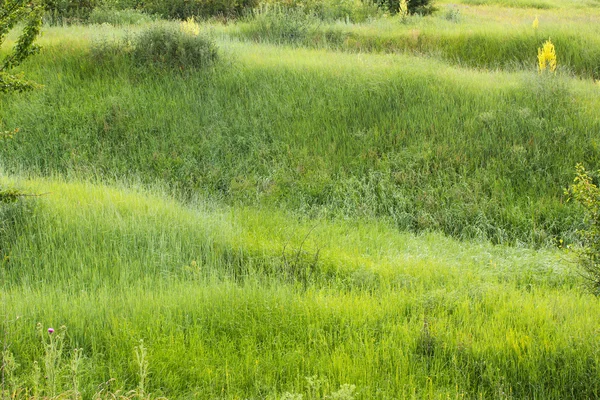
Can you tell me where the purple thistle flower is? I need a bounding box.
[48,328,54,334]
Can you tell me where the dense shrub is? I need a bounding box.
[131,23,218,69]
[92,23,219,69]
[91,22,218,69]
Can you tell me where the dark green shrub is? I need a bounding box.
[91,22,218,69]
[567,164,600,294]
[130,23,218,69]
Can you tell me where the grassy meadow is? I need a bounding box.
[1,0,600,398]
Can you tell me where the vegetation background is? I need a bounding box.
[1,0,600,398]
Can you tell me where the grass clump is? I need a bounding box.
[241,6,352,47]
[253,0,382,23]
[91,22,218,70]
[243,7,322,45]
[130,23,218,69]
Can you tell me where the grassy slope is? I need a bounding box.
[229,5,600,79]
[2,4,600,398]
[1,27,599,245]
[440,0,600,10]
[3,176,599,399]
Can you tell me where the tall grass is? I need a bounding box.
[1,26,599,245]
[440,0,600,9]
[2,177,598,399]
[2,8,600,399]
[232,7,600,79]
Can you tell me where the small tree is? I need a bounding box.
[567,163,600,294]
[1,0,44,94]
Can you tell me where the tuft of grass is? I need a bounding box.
[89,22,219,70]
[129,23,219,70]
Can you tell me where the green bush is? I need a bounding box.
[88,7,155,25]
[130,23,219,69]
[567,163,600,294]
[91,23,219,69]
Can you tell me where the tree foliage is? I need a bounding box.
[0,0,43,94]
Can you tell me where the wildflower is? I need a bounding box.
[181,17,200,36]
[537,39,556,73]
[399,0,409,17]
[48,327,54,334]
[532,15,539,30]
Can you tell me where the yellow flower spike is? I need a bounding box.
[537,39,556,73]
[532,15,539,30]
[181,17,200,36]
[399,0,408,17]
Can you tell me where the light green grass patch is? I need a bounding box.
[2,176,598,398]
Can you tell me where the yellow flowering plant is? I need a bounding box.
[537,39,556,73]
[399,0,409,18]
[181,17,200,36]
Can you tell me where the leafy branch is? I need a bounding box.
[0,0,44,94]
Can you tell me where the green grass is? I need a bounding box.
[228,5,600,79]
[2,4,600,398]
[1,25,599,245]
[441,0,600,9]
[3,176,598,399]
